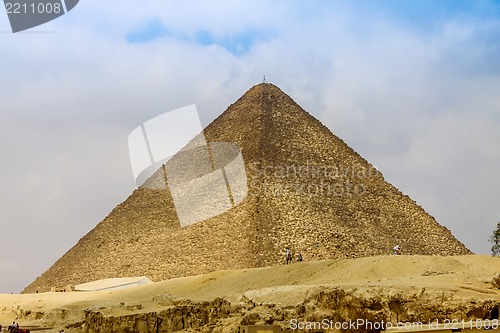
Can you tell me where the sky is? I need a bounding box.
[1,0,499,293]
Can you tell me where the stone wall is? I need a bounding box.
[81,288,499,333]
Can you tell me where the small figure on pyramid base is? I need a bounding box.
[297,253,303,262]
[7,322,24,333]
[393,244,401,255]
[285,247,293,264]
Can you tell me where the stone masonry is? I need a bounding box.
[23,83,471,293]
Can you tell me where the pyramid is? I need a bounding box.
[24,83,471,293]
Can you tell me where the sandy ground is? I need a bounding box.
[0,255,499,332]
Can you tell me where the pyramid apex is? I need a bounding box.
[239,81,289,100]
[248,81,280,89]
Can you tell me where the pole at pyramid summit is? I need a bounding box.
[263,75,268,84]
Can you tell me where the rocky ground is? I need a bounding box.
[2,255,499,332]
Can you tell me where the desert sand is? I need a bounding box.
[1,255,499,332]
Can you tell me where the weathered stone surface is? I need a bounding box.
[79,288,499,333]
[492,273,500,289]
[82,298,231,333]
[23,83,470,293]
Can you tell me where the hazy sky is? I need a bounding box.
[1,1,499,293]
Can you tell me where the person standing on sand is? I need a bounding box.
[393,244,401,255]
[285,247,292,264]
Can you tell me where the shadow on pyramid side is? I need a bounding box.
[23,83,471,293]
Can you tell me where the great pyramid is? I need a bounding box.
[24,83,471,293]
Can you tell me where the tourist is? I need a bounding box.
[285,247,293,264]
[393,244,401,255]
[297,253,303,262]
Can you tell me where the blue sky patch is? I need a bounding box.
[127,20,273,56]
[127,19,169,43]
[196,30,216,46]
[217,29,271,56]
[193,29,274,56]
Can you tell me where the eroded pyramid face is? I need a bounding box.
[23,83,470,293]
